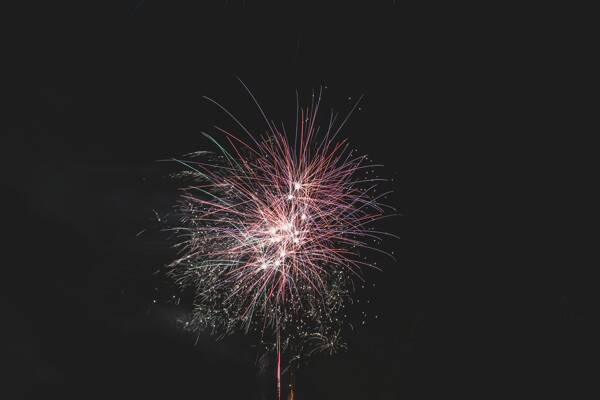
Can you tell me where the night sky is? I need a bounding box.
[3,2,593,399]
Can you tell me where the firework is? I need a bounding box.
[168,82,395,398]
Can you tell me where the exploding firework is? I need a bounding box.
[167,82,395,397]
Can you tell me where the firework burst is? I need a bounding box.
[168,83,395,396]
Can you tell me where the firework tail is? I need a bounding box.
[277,326,282,400]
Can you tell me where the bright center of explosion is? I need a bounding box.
[255,181,307,272]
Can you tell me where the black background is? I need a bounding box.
[2,1,593,399]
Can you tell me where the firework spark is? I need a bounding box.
[168,83,395,397]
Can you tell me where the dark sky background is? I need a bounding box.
[2,2,594,399]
